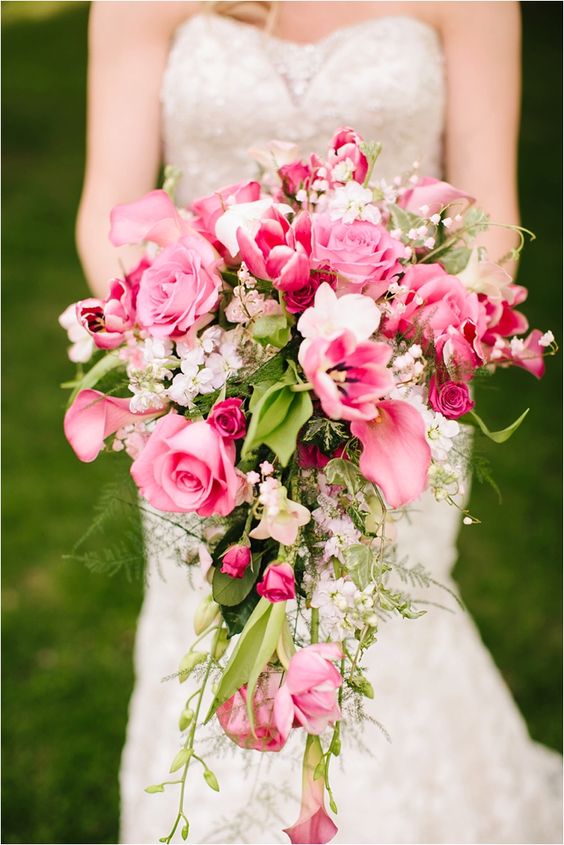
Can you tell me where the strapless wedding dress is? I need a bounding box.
[119,14,562,844]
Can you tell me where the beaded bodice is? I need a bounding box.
[160,13,446,205]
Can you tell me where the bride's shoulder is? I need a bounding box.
[89,1,199,41]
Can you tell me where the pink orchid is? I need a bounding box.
[282,735,338,844]
[109,189,192,247]
[351,400,432,508]
[249,486,311,546]
[236,208,312,291]
[274,644,342,737]
[76,277,135,350]
[217,668,289,752]
[64,389,159,463]
[398,175,474,217]
[299,330,394,422]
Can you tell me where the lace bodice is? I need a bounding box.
[161,13,446,205]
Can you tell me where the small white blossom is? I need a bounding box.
[328,181,381,225]
[509,337,525,356]
[539,330,555,347]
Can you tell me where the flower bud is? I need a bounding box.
[178,650,207,683]
[212,628,229,660]
[178,708,195,731]
[193,594,220,635]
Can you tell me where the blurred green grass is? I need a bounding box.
[1,2,561,843]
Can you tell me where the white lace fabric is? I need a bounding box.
[120,13,563,844]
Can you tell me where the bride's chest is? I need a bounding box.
[160,14,446,199]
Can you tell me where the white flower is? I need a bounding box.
[539,330,555,347]
[457,248,512,300]
[328,181,381,224]
[509,337,525,356]
[297,282,381,343]
[58,303,95,363]
[247,139,300,170]
[331,158,355,183]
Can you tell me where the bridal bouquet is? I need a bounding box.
[60,128,555,843]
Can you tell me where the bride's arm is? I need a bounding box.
[439,2,521,270]
[76,1,196,298]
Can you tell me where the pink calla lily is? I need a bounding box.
[109,189,192,247]
[283,735,338,844]
[351,399,431,508]
[64,389,159,463]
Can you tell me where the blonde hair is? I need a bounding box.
[203,1,277,29]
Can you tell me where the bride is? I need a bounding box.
[76,2,562,843]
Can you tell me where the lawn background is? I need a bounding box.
[2,2,562,843]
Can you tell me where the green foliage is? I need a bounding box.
[439,246,471,274]
[251,313,292,348]
[242,363,313,465]
[302,417,349,452]
[65,350,124,406]
[324,457,364,496]
[220,589,261,638]
[343,545,372,590]
[464,407,530,444]
[212,557,257,607]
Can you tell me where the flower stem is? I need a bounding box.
[311,607,319,645]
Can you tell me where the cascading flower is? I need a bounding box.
[274,643,342,737]
[217,668,289,752]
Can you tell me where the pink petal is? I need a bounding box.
[64,389,158,462]
[283,736,338,845]
[351,399,431,508]
[109,189,188,247]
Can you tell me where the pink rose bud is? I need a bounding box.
[428,376,475,420]
[217,667,289,752]
[220,544,252,579]
[207,398,247,440]
[256,563,295,603]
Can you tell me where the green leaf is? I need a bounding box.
[242,365,313,466]
[325,458,365,496]
[145,784,165,794]
[205,598,271,721]
[66,351,124,406]
[221,588,261,638]
[245,600,286,730]
[343,544,372,590]
[388,203,421,235]
[251,314,292,348]
[169,748,192,773]
[212,559,257,607]
[438,246,471,275]
[465,408,530,444]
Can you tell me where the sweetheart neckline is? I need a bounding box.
[174,11,441,52]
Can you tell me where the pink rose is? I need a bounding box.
[192,180,261,254]
[297,443,346,469]
[125,256,151,300]
[428,376,474,419]
[398,176,474,217]
[274,643,342,736]
[64,389,159,463]
[256,563,295,602]
[136,234,221,338]
[130,413,238,516]
[299,330,394,422]
[220,544,252,578]
[327,126,368,184]
[76,277,135,350]
[217,668,289,752]
[312,214,404,294]
[283,265,336,315]
[207,398,247,440]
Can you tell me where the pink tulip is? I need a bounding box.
[237,208,312,291]
[274,644,342,737]
[130,413,239,516]
[217,668,289,752]
[299,330,394,422]
[327,126,368,184]
[398,176,474,217]
[351,400,432,508]
[256,563,295,602]
[64,389,159,463]
[283,735,338,844]
[76,277,135,350]
[192,180,261,255]
[109,189,191,247]
[220,544,252,578]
